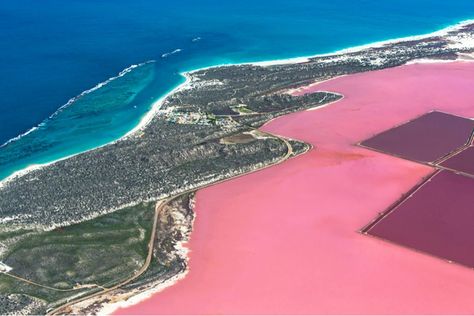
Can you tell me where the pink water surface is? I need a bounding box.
[117,62,474,314]
[360,111,474,163]
[368,170,474,269]
[440,146,474,176]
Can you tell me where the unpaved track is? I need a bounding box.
[48,130,297,315]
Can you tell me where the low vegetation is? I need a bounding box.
[0,202,155,314]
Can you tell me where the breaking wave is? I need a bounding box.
[1,60,156,149]
[161,49,182,58]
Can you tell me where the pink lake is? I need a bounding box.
[116,62,474,314]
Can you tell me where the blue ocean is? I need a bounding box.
[1,0,474,179]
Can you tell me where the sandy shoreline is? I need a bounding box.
[116,61,474,315]
[110,22,474,310]
[0,19,473,314]
[190,18,474,70]
[1,19,474,189]
[0,73,191,190]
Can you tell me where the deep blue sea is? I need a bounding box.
[1,0,474,179]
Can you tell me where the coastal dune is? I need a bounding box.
[116,62,474,314]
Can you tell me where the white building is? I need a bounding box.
[0,261,12,273]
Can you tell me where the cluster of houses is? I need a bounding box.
[160,107,239,128]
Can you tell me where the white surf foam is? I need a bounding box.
[161,48,183,58]
[2,19,474,188]
[1,60,156,149]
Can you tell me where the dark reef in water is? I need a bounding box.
[3,24,474,229]
[1,22,474,315]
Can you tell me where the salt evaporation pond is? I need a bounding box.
[116,62,474,314]
[360,111,474,163]
[367,170,474,269]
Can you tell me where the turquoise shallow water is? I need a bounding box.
[1,0,474,180]
[0,62,156,179]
